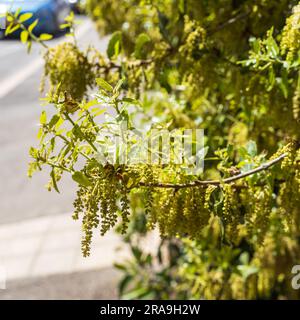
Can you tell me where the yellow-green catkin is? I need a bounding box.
[253,185,272,244]
[222,184,234,223]
[179,16,206,62]
[281,3,300,61]
[221,184,240,243]
[293,72,300,122]
[42,43,95,100]
[143,166,156,229]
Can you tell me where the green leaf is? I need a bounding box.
[6,15,13,22]
[20,30,28,44]
[19,13,33,23]
[114,263,127,271]
[114,78,124,93]
[134,33,151,59]
[267,67,275,91]
[179,0,185,13]
[28,19,39,33]
[55,116,64,130]
[40,111,47,124]
[72,171,92,187]
[48,114,60,129]
[29,147,37,158]
[266,29,279,58]
[96,78,113,92]
[14,9,21,19]
[39,33,53,41]
[122,97,139,104]
[50,170,60,193]
[27,40,32,53]
[60,23,69,30]
[107,31,122,59]
[82,99,98,110]
[37,127,43,140]
[118,275,133,296]
[131,246,142,262]
[5,23,20,36]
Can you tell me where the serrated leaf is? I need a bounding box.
[107,31,122,59]
[19,13,33,23]
[72,171,92,187]
[96,78,113,92]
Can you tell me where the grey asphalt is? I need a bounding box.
[0,17,120,299]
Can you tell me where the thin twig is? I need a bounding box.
[138,153,286,189]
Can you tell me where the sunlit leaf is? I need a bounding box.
[20,30,28,44]
[107,31,122,59]
[28,19,39,33]
[39,33,53,41]
[19,13,33,23]
[72,171,92,187]
[96,78,113,92]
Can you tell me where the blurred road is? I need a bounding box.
[0,16,108,225]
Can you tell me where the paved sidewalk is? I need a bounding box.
[0,267,121,299]
[0,212,131,282]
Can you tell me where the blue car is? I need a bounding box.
[0,0,71,36]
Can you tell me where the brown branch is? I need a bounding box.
[138,153,286,189]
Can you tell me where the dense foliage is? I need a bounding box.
[5,0,300,299]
